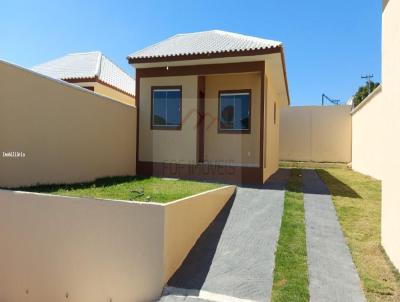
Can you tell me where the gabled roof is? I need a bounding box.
[128,30,282,63]
[32,51,135,96]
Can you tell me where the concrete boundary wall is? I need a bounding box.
[351,86,383,180]
[0,185,235,302]
[279,106,352,163]
[0,60,136,188]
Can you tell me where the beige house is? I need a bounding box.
[32,51,135,105]
[128,30,289,184]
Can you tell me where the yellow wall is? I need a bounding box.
[73,81,135,105]
[0,186,235,302]
[0,60,136,188]
[264,76,281,181]
[93,82,135,106]
[139,76,198,164]
[351,87,383,180]
[280,106,352,163]
[381,0,400,271]
[204,73,261,166]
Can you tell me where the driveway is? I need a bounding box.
[303,169,366,302]
[159,169,290,302]
[159,168,366,302]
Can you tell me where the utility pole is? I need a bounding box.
[361,74,374,93]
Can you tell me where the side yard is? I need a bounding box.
[317,167,400,302]
[280,162,400,302]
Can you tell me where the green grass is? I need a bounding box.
[16,176,222,203]
[316,168,400,302]
[271,169,309,302]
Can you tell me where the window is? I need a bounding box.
[152,87,182,129]
[219,90,251,133]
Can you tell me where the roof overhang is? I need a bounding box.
[129,46,289,105]
[128,46,281,64]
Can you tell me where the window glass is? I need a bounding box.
[152,89,181,128]
[219,92,250,131]
[220,95,235,129]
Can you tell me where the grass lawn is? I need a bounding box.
[280,162,400,301]
[271,169,309,302]
[317,167,400,302]
[16,176,222,203]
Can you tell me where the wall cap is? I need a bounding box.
[351,85,382,115]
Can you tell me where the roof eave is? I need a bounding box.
[127,46,282,64]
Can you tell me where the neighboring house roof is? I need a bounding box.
[32,51,135,96]
[128,30,282,63]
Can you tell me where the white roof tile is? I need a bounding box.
[32,51,135,96]
[128,30,282,60]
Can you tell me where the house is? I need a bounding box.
[128,30,289,184]
[32,51,135,105]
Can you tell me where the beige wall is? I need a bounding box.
[139,76,198,164]
[204,73,261,166]
[163,186,235,282]
[0,185,235,302]
[0,189,165,302]
[351,87,383,180]
[0,60,136,188]
[381,0,400,271]
[280,106,352,163]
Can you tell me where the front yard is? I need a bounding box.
[16,176,222,203]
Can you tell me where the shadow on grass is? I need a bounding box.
[315,169,361,199]
[165,193,235,293]
[280,169,361,199]
[11,175,148,193]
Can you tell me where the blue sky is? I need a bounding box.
[1,0,381,106]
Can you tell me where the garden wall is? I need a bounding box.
[381,0,400,271]
[351,86,383,180]
[279,106,352,163]
[0,60,136,188]
[0,185,235,302]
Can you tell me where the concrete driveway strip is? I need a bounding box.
[302,169,366,302]
[159,169,290,302]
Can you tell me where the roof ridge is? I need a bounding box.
[95,52,103,77]
[67,51,102,56]
[128,34,182,59]
[100,54,134,80]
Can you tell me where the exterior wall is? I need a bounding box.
[138,76,198,164]
[381,0,400,271]
[0,60,136,188]
[0,186,235,302]
[204,73,261,166]
[93,82,135,105]
[163,186,235,282]
[351,87,383,179]
[264,76,281,181]
[70,81,135,105]
[280,106,352,163]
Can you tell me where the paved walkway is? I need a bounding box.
[159,169,290,302]
[302,169,366,302]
